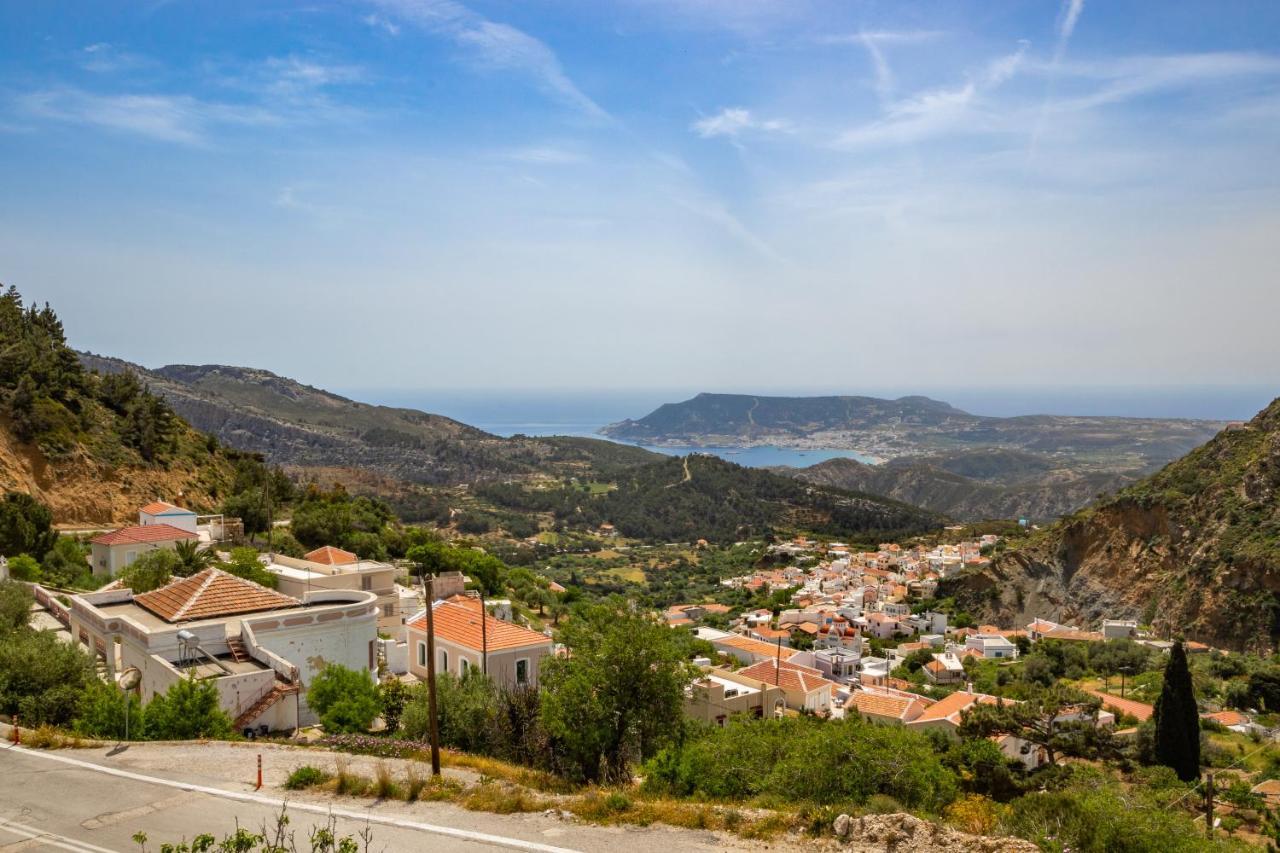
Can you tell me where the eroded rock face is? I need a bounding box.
[945,399,1280,651]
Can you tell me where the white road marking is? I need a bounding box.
[0,817,121,853]
[1,744,581,853]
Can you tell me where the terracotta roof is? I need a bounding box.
[305,546,358,566]
[140,501,193,515]
[1042,628,1105,642]
[92,524,197,546]
[1253,779,1280,797]
[408,600,552,653]
[908,691,1003,726]
[714,634,788,660]
[1083,689,1153,722]
[847,690,925,723]
[739,659,835,696]
[133,568,299,623]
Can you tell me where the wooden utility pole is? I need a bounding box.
[422,574,441,776]
[480,591,488,676]
[774,636,782,686]
[1205,773,1215,839]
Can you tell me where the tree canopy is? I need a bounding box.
[1153,640,1201,782]
[539,598,699,784]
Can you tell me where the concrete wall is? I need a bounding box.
[245,595,378,725]
[91,539,184,578]
[140,511,198,534]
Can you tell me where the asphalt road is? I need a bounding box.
[0,744,748,853]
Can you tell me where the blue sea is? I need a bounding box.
[342,386,1277,470]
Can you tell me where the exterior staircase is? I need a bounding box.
[234,681,300,731]
[226,637,250,663]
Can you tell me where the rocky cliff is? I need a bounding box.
[942,398,1280,651]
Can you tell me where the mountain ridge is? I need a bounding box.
[940,397,1280,651]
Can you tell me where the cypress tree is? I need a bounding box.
[1154,639,1200,781]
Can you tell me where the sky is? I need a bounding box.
[1,0,1279,399]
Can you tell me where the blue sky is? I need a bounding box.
[2,1,1279,395]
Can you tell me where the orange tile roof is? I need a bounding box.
[140,501,192,515]
[1083,689,1153,722]
[92,524,197,546]
[909,691,1002,726]
[715,634,787,659]
[739,659,835,695]
[1253,779,1280,797]
[134,568,298,623]
[305,545,359,566]
[847,690,925,723]
[408,600,552,653]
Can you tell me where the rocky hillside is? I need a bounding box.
[80,356,661,486]
[941,397,1280,651]
[792,453,1131,521]
[0,289,244,525]
[603,392,1223,472]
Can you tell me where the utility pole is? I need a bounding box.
[264,468,273,554]
[775,636,782,686]
[422,574,441,776]
[1204,773,1215,839]
[480,590,488,677]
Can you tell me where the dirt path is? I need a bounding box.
[664,456,692,489]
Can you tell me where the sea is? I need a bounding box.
[341,385,1277,471]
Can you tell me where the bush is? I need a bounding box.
[74,679,143,740]
[284,765,331,790]
[0,578,34,633]
[644,715,957,812]
[0,628,96,726]
[118,549,179,593]
[6,554,41,582]
[143,678,232,740]
[307,664,379,733]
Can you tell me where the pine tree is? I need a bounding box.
[1154,639,1200,781]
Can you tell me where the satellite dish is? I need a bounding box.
[116,666,142,691]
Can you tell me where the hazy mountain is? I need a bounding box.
[79,355,662,487]
[603,392,1224,473]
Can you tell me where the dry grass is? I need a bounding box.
[462,783,548,814]
[372,762,403,800]
[22,726,83,750]
[441,751,576,794]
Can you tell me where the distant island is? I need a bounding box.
[601,392,1223,471]
[602,392,1227,521]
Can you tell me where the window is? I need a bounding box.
[417,642,426,667]
[381,603,392,617]
[368,640,376,671]
[440,650,449,673]
[361,575,372,591]
[515,658,529,685]
[460,659,469,675]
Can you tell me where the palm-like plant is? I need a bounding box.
[172,539,215,577]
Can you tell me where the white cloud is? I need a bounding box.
[835,44,1027,149]
[1058,0,1085,44]
[1043,52,1280,111]
[362,14,401,36]
[691,107,789,139]
[371,0,608,119]
[15,88,278,145]
[79,43,150,74]
[497,145,585,165]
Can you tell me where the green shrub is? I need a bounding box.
[307,664,379,734]
[643,715,957,812]
[284,765,331,790]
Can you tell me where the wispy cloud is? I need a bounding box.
[1040,52,1280,111]
[497,145,585,165]
[835,43,1028,149]
[80,42,151,74]
[362,13,401,36]
[1032,0,1086,152]
[14,88,278,145]
[371,0,607,119]
[819,31,944,104]
[674,195,784,263]
[692,106,789,139]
